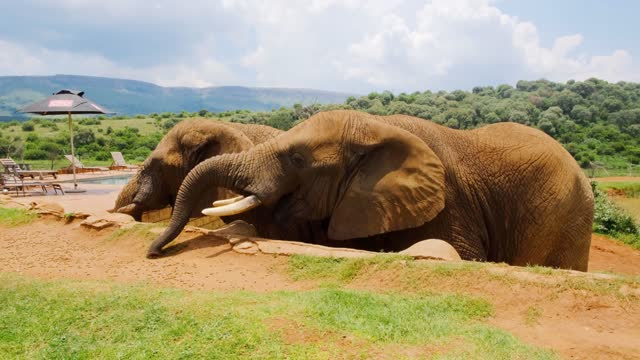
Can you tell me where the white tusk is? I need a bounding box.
[212,195,245,207]
[202,195,261,217]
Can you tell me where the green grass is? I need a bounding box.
[0,207,37,227]
[107,223,158,242]
[20,159,114,170]
[597,181,640,198]
[0,117,160,138]
[0,273,556,359]
[287,255,640,299]
[523,306,542,327]
[288,255,484,286]
[587,169,640,178]
[288,254,412,284]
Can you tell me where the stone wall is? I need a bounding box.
[141,207,224,229]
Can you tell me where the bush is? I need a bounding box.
[78,118,102,126]
[591,181,640,236]
[23,148,48,160]
[21,122,35,132]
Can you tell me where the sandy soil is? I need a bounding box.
[0,220,305,292]
[593,176,640,183]
[589,234,640,274]
[1,218,639,359]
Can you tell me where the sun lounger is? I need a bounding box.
[1,173,64,196]
[62,155,109,174]
[109,152,138,171]
[1,158,58,180]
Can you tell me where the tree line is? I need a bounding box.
[1,78,639,170]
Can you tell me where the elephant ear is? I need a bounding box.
[180,121,254,168]
[328,123,445,240]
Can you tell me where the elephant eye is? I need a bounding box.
[290,152,306,168]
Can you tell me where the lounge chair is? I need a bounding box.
[109,152,138,171]
[1,173,64,196]
[1,158,58,180]
[62,155,109,174]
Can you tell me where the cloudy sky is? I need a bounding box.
[1,0,638,93]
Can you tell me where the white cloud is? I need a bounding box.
[2,0,639,92]
[0,38,235,88]
[335,0,639,90]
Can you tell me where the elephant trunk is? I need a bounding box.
[146,151,250,258]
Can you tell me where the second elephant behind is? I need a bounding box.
[112,119,282,220]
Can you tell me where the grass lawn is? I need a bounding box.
[0,271,556,359]
[596,181,640,198]
[610,197,640,223]
[20,159,115,171]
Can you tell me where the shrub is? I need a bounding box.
[591,181,640,235]
[78,118,102,126]
[23,148,48,160]
[21,122,35,132]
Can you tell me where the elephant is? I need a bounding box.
[147,110,594,271]
[112,118,282,221]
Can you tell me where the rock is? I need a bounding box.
[399,239,462,261]
[227,237,462,261]
[81,216,115,230]
[28,201,65,217]
[80,213,136,230]
[102,213,136,224]
[229,237,379,258]
[71,212,92,219]
[232,240,260,254]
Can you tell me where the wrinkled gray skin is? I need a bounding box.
[112,119,282,220]
[148,110,594,271]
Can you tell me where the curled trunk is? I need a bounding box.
[146,152,248,258]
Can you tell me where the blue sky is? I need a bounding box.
[0,0,638,93]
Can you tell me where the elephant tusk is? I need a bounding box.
[212,195,245,207]
[202,195,261,216]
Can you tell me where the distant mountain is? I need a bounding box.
[0,75,356,119]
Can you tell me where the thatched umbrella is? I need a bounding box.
[19,90,114,192]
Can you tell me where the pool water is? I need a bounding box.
[79,175,133,185]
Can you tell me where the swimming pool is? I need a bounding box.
[78,174,134,185]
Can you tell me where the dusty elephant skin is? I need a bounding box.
[149,110,594,271]
[112,119,282,220]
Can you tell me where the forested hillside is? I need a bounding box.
[1,78,639,173]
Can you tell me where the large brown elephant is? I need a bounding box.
[112,119,282,220]
[148,110,594,271]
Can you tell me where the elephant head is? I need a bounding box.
[148,110,446,257]
[112,119,272,221]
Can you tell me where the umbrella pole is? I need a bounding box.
[68,112,77,189]
[65,112,85,193]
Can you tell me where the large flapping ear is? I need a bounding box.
[328,120,445,240]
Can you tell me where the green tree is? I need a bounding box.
[570,105,593,125]
[21,122,35,132]
[40,141,64,169]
